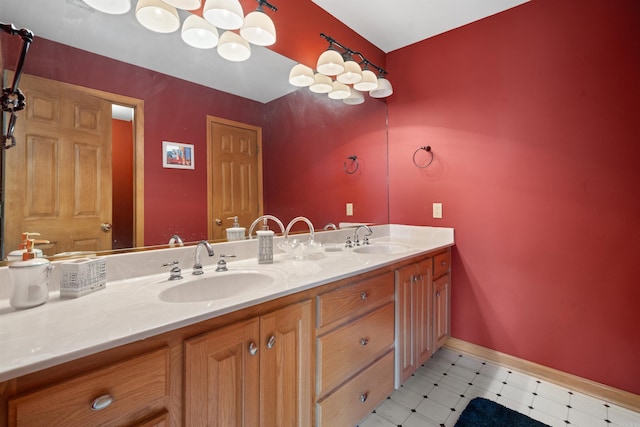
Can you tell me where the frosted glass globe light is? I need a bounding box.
[135,0,180,33]
[217,31,251,61]
[354,69,379,91]
[328,81,350,100]
[181,15,220,49]
[337,60,363,84]
[83,0,131,14]
[288,64,314,87]
[309,73,333,93]
[203,0,244,30]
[316,49,345,76]
[240,9,276,46]
[343,88,365,105]
[162,0,201,10]
[370,77,393,98]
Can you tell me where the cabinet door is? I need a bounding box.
[395,264,415,386]
[433,273,451,351]
[184,318,260,427]
[414,260,433,367]
[260,300,312,427]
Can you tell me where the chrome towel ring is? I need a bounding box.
[413,146,433,168]
[344,155,359,174]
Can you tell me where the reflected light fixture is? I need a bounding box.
[181,14,219,49]
[240,0,278,47]
[328,81,350,100]
[288,64,314,87]
[136,0,180,33]
[217,31,251,61]
[343,88,365,105]
[162,0,201,10]
[309,73,333,93]
[370,77,393,98]
[203,0,245,30]
[289,33,392,104]
[82,0,132,14]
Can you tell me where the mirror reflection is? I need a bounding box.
[0,0,389,262]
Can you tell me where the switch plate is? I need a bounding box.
[433,203,443,219]
[346,203,354,216]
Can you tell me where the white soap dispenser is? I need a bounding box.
[6,232,47,263]
[256,218,274,264]
[8,238,52,309]
[226,216,246,241]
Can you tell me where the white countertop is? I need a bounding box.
[0,225,454,382]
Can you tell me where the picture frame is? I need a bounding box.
[162,141,194,170]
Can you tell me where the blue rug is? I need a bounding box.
[455,397,550,427]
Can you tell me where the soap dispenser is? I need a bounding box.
[256,218,274,264]
[8,238,52,309]
[6,232,48,263]
[226,216,246,241]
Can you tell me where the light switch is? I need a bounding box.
[433,203,443,219]
[346,203,354,216]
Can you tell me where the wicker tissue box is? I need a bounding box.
[60,257,107,298]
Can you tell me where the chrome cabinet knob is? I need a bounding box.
[91,394,113,411]
[360,338,369,346]
[360,292,368,300]
[360,393,368,403]
[267,335,276,349]
[248,342,258,355]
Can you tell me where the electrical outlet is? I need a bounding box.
[433,203,443,219]
[346,203,354,216]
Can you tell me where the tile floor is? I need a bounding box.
[359,348,640,427]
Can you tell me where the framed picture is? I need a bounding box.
[162,141,194,170]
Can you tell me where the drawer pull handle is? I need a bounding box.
[248,341,258,355]
[360,393,368,403]
[360,338,369,346]
[360,292,368,300]
[91,394,114,411]
[267,335,276,349]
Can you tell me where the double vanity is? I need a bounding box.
[0,224,454,426]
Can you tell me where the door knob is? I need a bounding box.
[101,223,112,232]
[215,218,222,226]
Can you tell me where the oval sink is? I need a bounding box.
[159,271,277,303]
[353,243,412,255]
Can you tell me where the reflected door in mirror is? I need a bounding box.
[4,73,112,256]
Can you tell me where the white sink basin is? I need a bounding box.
[159,271,277,303]
[353,243,412,255]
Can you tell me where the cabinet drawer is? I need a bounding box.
[317,302,394,397]
[433,251,451,279]
[8,347,169,427]
[317,271,394,329]
[317,351,394,427]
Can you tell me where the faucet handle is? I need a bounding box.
[363,236,370,245]
[216,254,236,272]
[161,261,182,280]
[345,236,353,248]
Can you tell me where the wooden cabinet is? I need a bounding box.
[396,249,452,386]
[7,348,169,427]
[184,300,312,427]
[395,259,433,387]
[316,272,395,427]
[433,251,451,352]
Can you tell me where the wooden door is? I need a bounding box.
[184,318,261,427]
[259,300,312,427]
[4,73,112,256]
[433,273,451,351]
[207,116,262,242]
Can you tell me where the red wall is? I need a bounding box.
[263,89,388,230]
[387,0,640,394]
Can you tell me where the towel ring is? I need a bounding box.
[344,155,359,174]
[413,146,433,168]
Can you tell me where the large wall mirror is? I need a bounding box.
[0,0,389,262]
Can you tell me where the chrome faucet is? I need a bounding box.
[248,214,286,238]
[323,223,337,230]
[215,254,236,272]
[168,234,184,247]
[161,260,182,280]
[192,240,215,275]
[353,224,373,246]
[285,216,315,240]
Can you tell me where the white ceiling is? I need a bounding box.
[1,0,529,103]
[312,0,530,53]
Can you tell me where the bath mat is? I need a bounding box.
[455,397,550,427]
